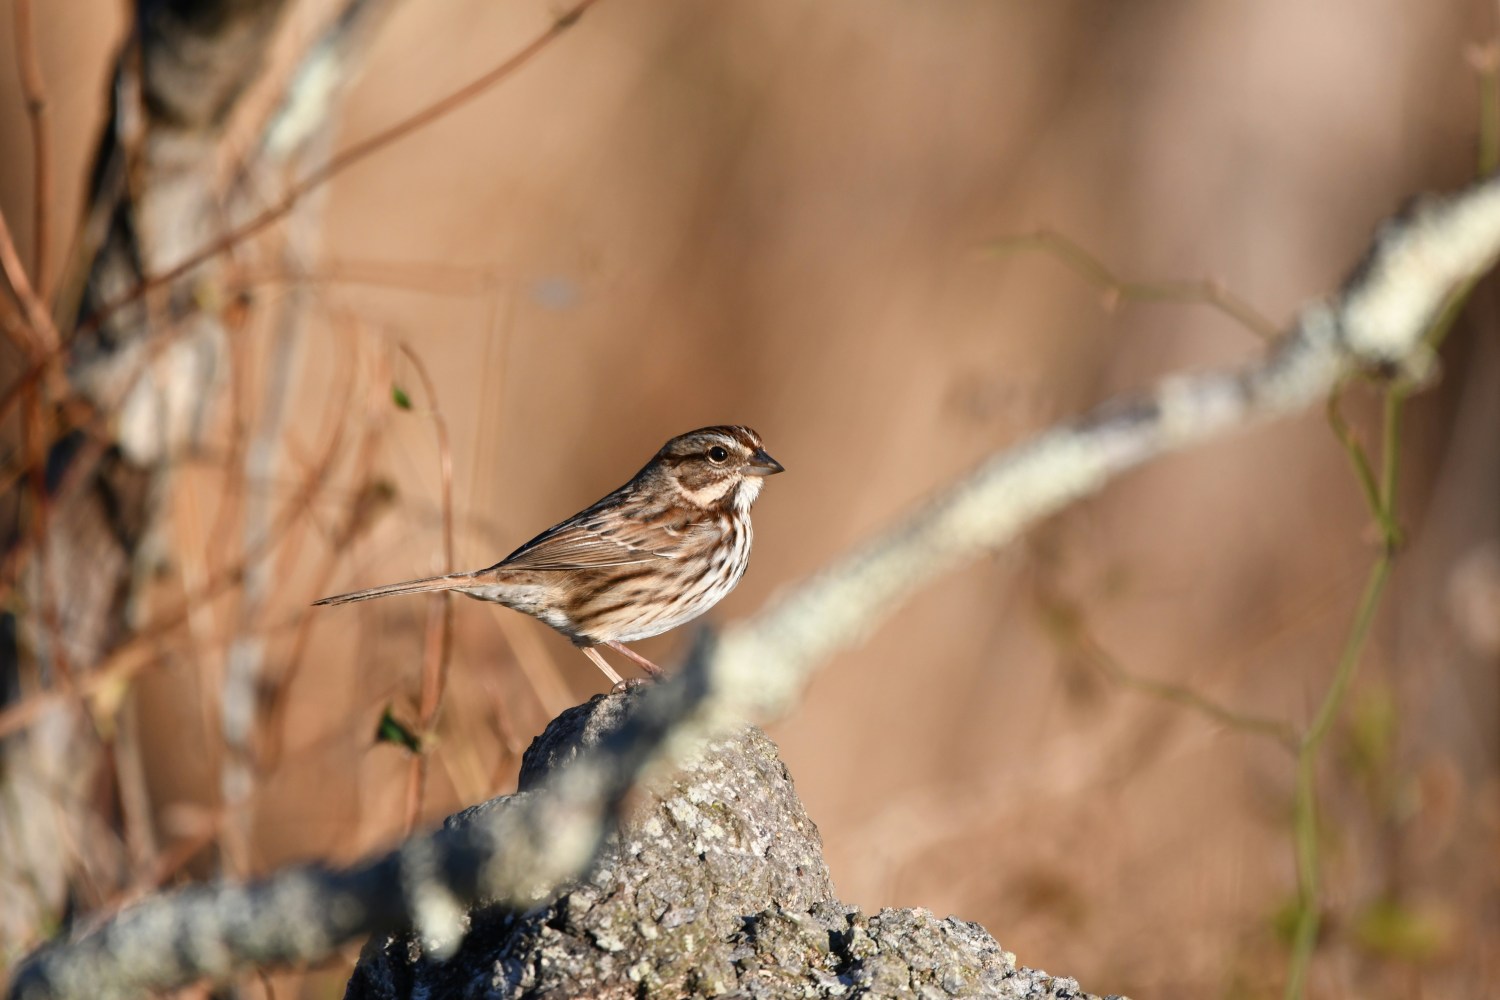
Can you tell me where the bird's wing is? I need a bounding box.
[496,498,715,572]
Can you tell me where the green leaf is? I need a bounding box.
[392,385,412,410]
[375,706,421,753]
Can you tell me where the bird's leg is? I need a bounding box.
[581,646,625,686]
[605,640,664,677]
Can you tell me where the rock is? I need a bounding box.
[345,691,1122,999]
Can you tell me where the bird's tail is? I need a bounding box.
[312,571,479,607]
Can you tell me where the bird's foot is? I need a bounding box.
[605,640,665,677]
[581,646,625,686]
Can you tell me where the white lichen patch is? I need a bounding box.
[1341,183,1500,360]
[589,923,626,953]
[665,799,697,827]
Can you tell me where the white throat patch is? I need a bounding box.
[734,475,763,512]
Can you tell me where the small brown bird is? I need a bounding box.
[314,426,783,684]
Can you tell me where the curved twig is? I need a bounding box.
[394,342,457,833]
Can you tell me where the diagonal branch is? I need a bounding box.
[10,174,1500,1000]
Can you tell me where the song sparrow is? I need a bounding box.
[314,425,784,684]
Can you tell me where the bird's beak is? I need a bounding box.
[745,447,785,476]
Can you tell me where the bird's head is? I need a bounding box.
[653,425,784,511]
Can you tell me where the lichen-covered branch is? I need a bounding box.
[10,175,1500,1000]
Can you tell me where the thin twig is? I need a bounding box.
[206,307,254,571]
[1285,322,1416,1000]
[1083,625,1298,751]
[1283,548,1395,1000]
[256,329,391,769]
[0,208,57,357]
[12,0,52,300]
[258,394,390,769]
[1325,384,1398,542]
[238,258,504,298]
[395,343,456,834]
[1027,560,1299,750]
[988,228,1281,341]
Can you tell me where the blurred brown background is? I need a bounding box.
[1,1,1497,997]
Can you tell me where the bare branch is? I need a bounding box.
[12,0,52,301]
[394,343,458,833]
[989,228,1280,341]
[0,208,59,357]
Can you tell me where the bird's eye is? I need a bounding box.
[707,445,729,464]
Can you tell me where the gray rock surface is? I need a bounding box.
[346,691,1121,999]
